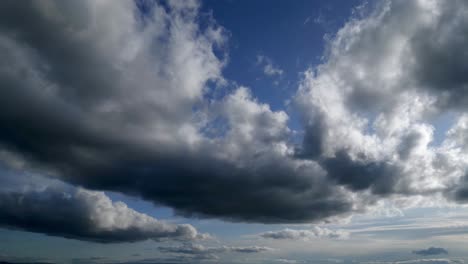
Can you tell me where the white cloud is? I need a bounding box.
[259,226,350,241]
[257,55,284,77]
[295,0,468,207]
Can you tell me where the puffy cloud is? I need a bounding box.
[0,0,355,225]
[0,184,204,243]
[295,0,468,206]
[259,226,349,241]
[2,0,468,230]
[413,247,449,256]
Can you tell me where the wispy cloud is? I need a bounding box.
[257,55,284,77]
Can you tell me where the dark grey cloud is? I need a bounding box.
[0,0,355,226]
[0,183,203,243]
[408,0,468,109]
[412,248,449,256]
[320,151,401,195]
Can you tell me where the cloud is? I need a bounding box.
[412,247,449,256]
[0,184,205,243]
[259,226,349,241]
[274,259,300,264]
[157,243,273,262]
[2,0,468,230]
[257,55,284,77]
[0,261,55,264]
[364,259,463,264]
[295,0,468,207]
[0,0,353,224]
[158,244,273,254]
[0,165,206,243]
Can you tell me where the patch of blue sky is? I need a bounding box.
[201,0,363,131]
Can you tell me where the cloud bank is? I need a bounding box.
[0,0,352,225]
[259,227,349,240]
[1,0,468,244]
[157,243,273,262]
[0,175,204,243]
[413,247,449,256]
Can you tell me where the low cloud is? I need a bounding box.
[157,243,273,262]
[0,182,205,243]
[413,247,449,256]
[364,259,462,264]
[158,243,273,254]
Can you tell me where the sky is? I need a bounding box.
[1,0,468,263]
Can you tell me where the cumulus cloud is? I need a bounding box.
[295,0,468,207]
[2,0,468,233]
[259,226,349,241]
[0,0,353,225]
[413,247,449,256]
[0,182,204,243]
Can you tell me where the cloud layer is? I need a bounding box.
[259,227,349,240]
[413,247,449,256]
[0,179,203,243]
[1,0,468,243]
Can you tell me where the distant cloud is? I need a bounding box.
[274,259,300,264]
[412,247,449,256]
[158,243,273,254]
[0,261,55,264]
[259,226,349,241]
[363,258,462,264]
[157,243,273,261]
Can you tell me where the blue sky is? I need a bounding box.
[1,0,468,264]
